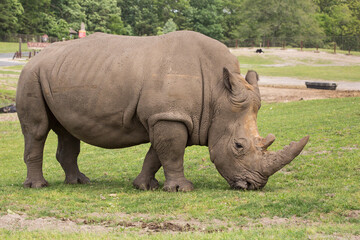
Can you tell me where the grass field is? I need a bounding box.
[1,97,359,239]
[238,51,360,82]
[252,65,360,82]
[0,42,29,54]
[0,66,22,106]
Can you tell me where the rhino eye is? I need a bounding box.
[235,142,243,149]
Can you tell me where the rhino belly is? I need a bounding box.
[43,78,149,149]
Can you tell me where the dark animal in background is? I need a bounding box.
[0,104,16,113]
[256,49,264,53]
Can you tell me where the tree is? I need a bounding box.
[154,0,193,31]
[19,0,52,34]
[222,0,243,40]
[235,0,324,44]
[119,0,161,36]
[162,18,177,34]
[0,0,24,35]
[188,0,225,40]
[50,0,85,31]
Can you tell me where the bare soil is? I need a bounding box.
[1,210,358,234]
[0,212,323,234]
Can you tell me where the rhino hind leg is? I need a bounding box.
[54,127,90,185]
[152,121,194,192]
[17,70,50,188]
[22,134,49,188]
[133,146,161,190]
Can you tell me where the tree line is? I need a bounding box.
[1,0,359,43]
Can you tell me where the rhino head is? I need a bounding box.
[208,69,309,190]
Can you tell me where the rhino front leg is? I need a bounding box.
[133,146,161,190]
[152,121,194,192]
[55,129,90,184]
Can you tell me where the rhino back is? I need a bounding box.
[28,31,236,148]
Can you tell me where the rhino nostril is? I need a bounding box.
[232,180,248,190]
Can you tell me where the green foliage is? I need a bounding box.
[18,0,52,34]
[119,0,161,36]
[314,0,360,36]
[162,18,177,34]
[236,0,324,43]
[81,0,122,33]
[0,0,359,43]
[0,0,24,35]
[189,0,224,40]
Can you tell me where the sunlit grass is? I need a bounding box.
[253,65,360,82]
[0,97,359,238]
[0,42,29,54]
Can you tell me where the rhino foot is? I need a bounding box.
[163,179,194,192]
[133,176,159,190]
[65,172,90,184]
[23,177,49,188]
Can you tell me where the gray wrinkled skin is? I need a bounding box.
[16,31,308,191]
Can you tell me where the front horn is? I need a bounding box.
[261,136,310,177]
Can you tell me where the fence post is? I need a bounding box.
[19,38,22,58]
[315,44,319,53]
[334,42,336,54]
[267,39,270,48]
[236,39,238,48]
[300,41,303,51]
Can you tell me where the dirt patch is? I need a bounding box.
[345,210,360,219]
[260,86,360,103]
[0,113,18,122]
[255,215,312,227]
[0,213,112,233]
[0,213,215,234]
[0,212,321,234]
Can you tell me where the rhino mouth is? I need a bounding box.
[230,178,266,190]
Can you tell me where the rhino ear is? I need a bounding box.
[223,67,248,104]
[223,67,238,93]
[245,70,260,97]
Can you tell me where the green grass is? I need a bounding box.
[293,47,360,56]
[0,70,21,75]
[0,97,359,238]
[0,88,16,106]
[238,55,281,65]
[0,42,29,54]
[252,65,360,82]
[3,65,24,71]
[0,66,21,106]
[238,51,360,82]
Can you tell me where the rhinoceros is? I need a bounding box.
[16,31,309,191]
